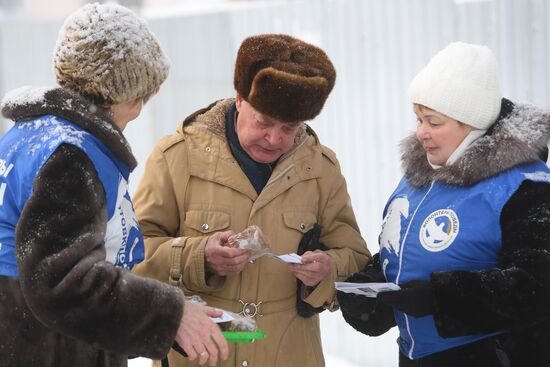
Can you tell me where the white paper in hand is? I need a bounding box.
[209,311,235,324]
[335,282,401,298]
[276,253,302,264]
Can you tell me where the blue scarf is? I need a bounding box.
[225,103,275,194]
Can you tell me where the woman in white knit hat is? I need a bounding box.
[337,41,550,366]
[0,3,227,367]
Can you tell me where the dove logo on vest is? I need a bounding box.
[419,209,459,252]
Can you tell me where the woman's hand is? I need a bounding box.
[175,302,229,366]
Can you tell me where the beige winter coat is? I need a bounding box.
[132,99,370,367]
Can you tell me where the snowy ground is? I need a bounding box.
[128,353,363,367]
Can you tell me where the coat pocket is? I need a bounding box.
[282,211,317,234]
[184,210,230,235]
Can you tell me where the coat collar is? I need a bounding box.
[401,99,550,187]
[1,86,137,169]
[180,98,312,151]
[178,99,325,206]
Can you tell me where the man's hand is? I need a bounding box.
[288,251,331,287]
[205,230,250,276]
[175,302,229,366]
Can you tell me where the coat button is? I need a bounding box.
[242,361,249,367]
[300,223,306,230]
[201,223,209,230]
[205,146,211,152]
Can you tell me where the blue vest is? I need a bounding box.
[379,160,550,359]
[0,115,144,277]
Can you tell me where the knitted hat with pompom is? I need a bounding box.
[53,2,170,105]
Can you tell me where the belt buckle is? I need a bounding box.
[239,299,263,317]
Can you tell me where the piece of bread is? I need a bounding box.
[225,225,270,249]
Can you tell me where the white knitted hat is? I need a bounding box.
[53,3,170,105]
[408,42,501,129]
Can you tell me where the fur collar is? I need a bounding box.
[401,99,550,187]
[1,86,136,169]
[182,98,311,147]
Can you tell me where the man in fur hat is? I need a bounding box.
[132,34,370,367]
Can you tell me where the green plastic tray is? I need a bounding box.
[222,330,266,343]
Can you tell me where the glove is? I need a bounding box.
[377,279,434,318]
[338,291,397,336]
[337,253,386,318]
[337,257,397,336]
[296,224,329,318]
[297,223,328,254]
[337,270,380,318]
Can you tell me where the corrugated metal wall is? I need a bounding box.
[1,1,548,365]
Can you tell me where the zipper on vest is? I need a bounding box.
[395,180,435,359]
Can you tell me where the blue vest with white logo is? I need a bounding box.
[0,115,144,277]
[379,160,550,359]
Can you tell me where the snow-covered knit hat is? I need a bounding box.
[53,3,170,105]
[234,34,336,122]
[408,41,501,130]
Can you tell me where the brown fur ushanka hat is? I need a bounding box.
[234,34,336,122]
